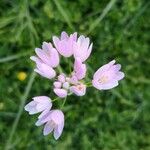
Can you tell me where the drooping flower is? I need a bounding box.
[92,60,125,90]
[70,83,86,96]
[36,109,64,140]
[74,57,86,80]
[53,32,77,57]
[30,42,59,79]
[33,42,59,68]
[24,96,52,115]
[73,35,93,62]
[33,60,56,79]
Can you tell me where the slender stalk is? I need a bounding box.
[61,96,67,108]
[5,72,36,150]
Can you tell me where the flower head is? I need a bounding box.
[73,35,93,62]
[36,110,64,140]
[92,60,125,90]
[53,32,77,57]
[24,96,52,115]
[25,31,125,141]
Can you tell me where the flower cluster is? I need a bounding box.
[25,31,124,140]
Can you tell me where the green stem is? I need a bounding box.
[61,96,67,108]
[52,97,60,102]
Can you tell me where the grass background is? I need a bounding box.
[0,0,150,149]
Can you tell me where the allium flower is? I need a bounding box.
[30,42,59,79]
[25,31,125,141]
[53,32,77,57]
[36,110,64,140]
[92,60,125,90]
[73,35,93,62]
[24,96,52,115]
[34,61,56,79]
[70,83,86,96]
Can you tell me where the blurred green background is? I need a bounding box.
[0,0,150,149]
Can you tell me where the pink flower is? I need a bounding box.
[53,31,77,57]
[36,110,64,140]
[74,57,86,80]
[54,88,68,98]
[30,42,59,79]
[92,60,125,90]
[70,83,86,96]
[33,60,56,79]
[73,35,93,62]
[33,42,59,68]
[24,96,52,115]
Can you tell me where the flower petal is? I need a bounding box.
[43,121,54,136]
[54,88,68,98]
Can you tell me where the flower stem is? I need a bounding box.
[61,96,67,108]
[52,97,60,102]
[86,82,92,87]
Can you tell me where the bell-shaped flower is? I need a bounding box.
[24,96,52,115]
[32,42,59,68]
[73,35,93,62]
[34,61,56,79]
[70,83,86,96]
[53,31,77,57]
[92,60,125,90]
[74,57,86,80]
[36,110,64,140]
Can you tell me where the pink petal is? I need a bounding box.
[53,36,60,49]
[74,58,87,80]
[54,122,64,140]
[61,31,69,40]
[93,60,116,80]
[92,78,119,90]
[54,88,68,98]
[62,82,70,89]
[58,74,66,83]
[24,101,37,114]
[43,121,54,136]
[33,96,51,103]
[70,84,86,96]
[53,81,62,88]
[34,63,56,79]
[51,110,64,124]
[70,75,78,84]
[72,32,77,41]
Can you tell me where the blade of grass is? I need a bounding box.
[0,51,31,63]
[5,72,36,150]
[87,0,117,34]
[52,0,74,30]
[125,1,150,30]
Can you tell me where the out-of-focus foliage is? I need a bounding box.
[0,0,150,149]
